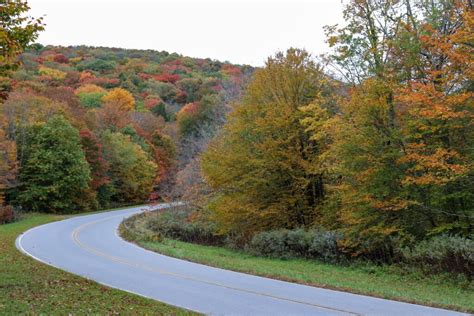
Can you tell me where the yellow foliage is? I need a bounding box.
[38,66,66,80]
[101,88,135,112]
[74,84,106,95]
[202,49,332,237]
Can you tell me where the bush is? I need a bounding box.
[402,235,474,278]
[309,230,344,263]
[146,209,224,246]
[0,205,14,224]
[248,230,295,259]
[248,228,343,262]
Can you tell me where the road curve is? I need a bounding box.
[16,204,467,315]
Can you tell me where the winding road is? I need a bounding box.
[16,204,467,315]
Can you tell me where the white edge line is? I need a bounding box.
[15,203,468,316]
[115,208,470,316]
[14,205,201,315]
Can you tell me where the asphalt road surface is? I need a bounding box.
[16,204,468,315]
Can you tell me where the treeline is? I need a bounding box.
[200,0,473,262]
[0,1,250,221]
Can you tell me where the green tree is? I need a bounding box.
[17,116,91,213]
[77,92,105,108]
[101,131,157,203]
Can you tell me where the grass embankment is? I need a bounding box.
[121,213,474,313]
[0,213,195,315]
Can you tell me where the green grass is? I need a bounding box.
[0,213,195,315]
[131,237,473,313]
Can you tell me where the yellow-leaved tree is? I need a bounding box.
[202,49,333,239]
[101,88,135,111]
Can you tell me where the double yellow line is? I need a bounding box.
[71,213,359,315]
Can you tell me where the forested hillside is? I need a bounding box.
[0,43,252,217]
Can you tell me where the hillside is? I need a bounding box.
[0,45,253,215]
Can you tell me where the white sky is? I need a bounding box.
[28,0,345,66]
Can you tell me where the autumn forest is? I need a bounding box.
[1,0,473,278]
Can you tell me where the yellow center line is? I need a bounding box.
[71,212,360,316]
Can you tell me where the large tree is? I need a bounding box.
[202,49,332,238]
[16,116,91,213]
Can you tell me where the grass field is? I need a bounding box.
[0,213,194,315]
[127,234,473,313]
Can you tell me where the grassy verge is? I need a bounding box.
[0,213,195,315]
[120,215,473,313]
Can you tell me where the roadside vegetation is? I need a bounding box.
[120,209,474,313]
[0,213,194,315]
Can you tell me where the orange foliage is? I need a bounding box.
[79,71,95,82]
[178,102,199,116]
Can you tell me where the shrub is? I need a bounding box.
[248,228,344,262]
[402,235,474,278]
[146,210,224,246]
[308,230,344,263]
[0,205,14,224]
[248,230,294,259]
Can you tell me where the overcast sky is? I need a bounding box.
[28,0,345,66]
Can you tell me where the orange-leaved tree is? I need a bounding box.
[321,0,473,257]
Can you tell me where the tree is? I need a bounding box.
[177,77,202,103]
[0,122,17,222]
[151,131,176,197]
[150,102,170,121]
[202,49,331,238]
[75,83,107,109]
[324,79,408,258]
[77,92,105,108]
[76,58,116,72]
[80,128,110,208]
[101,87,135,111]
[101,131,157,203]
[0,91,70,164]
[322,0,473,257]
[146,81,178,103]
[394,4,474,237]
[38,66,67,81]
[16,116,91,213]
[0,0,44,99]
[177,95,221,137]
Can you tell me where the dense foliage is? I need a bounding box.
[201,0,473,267]
[0,4,251,213]
[16,116,91,212]
[202,49,335,237]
